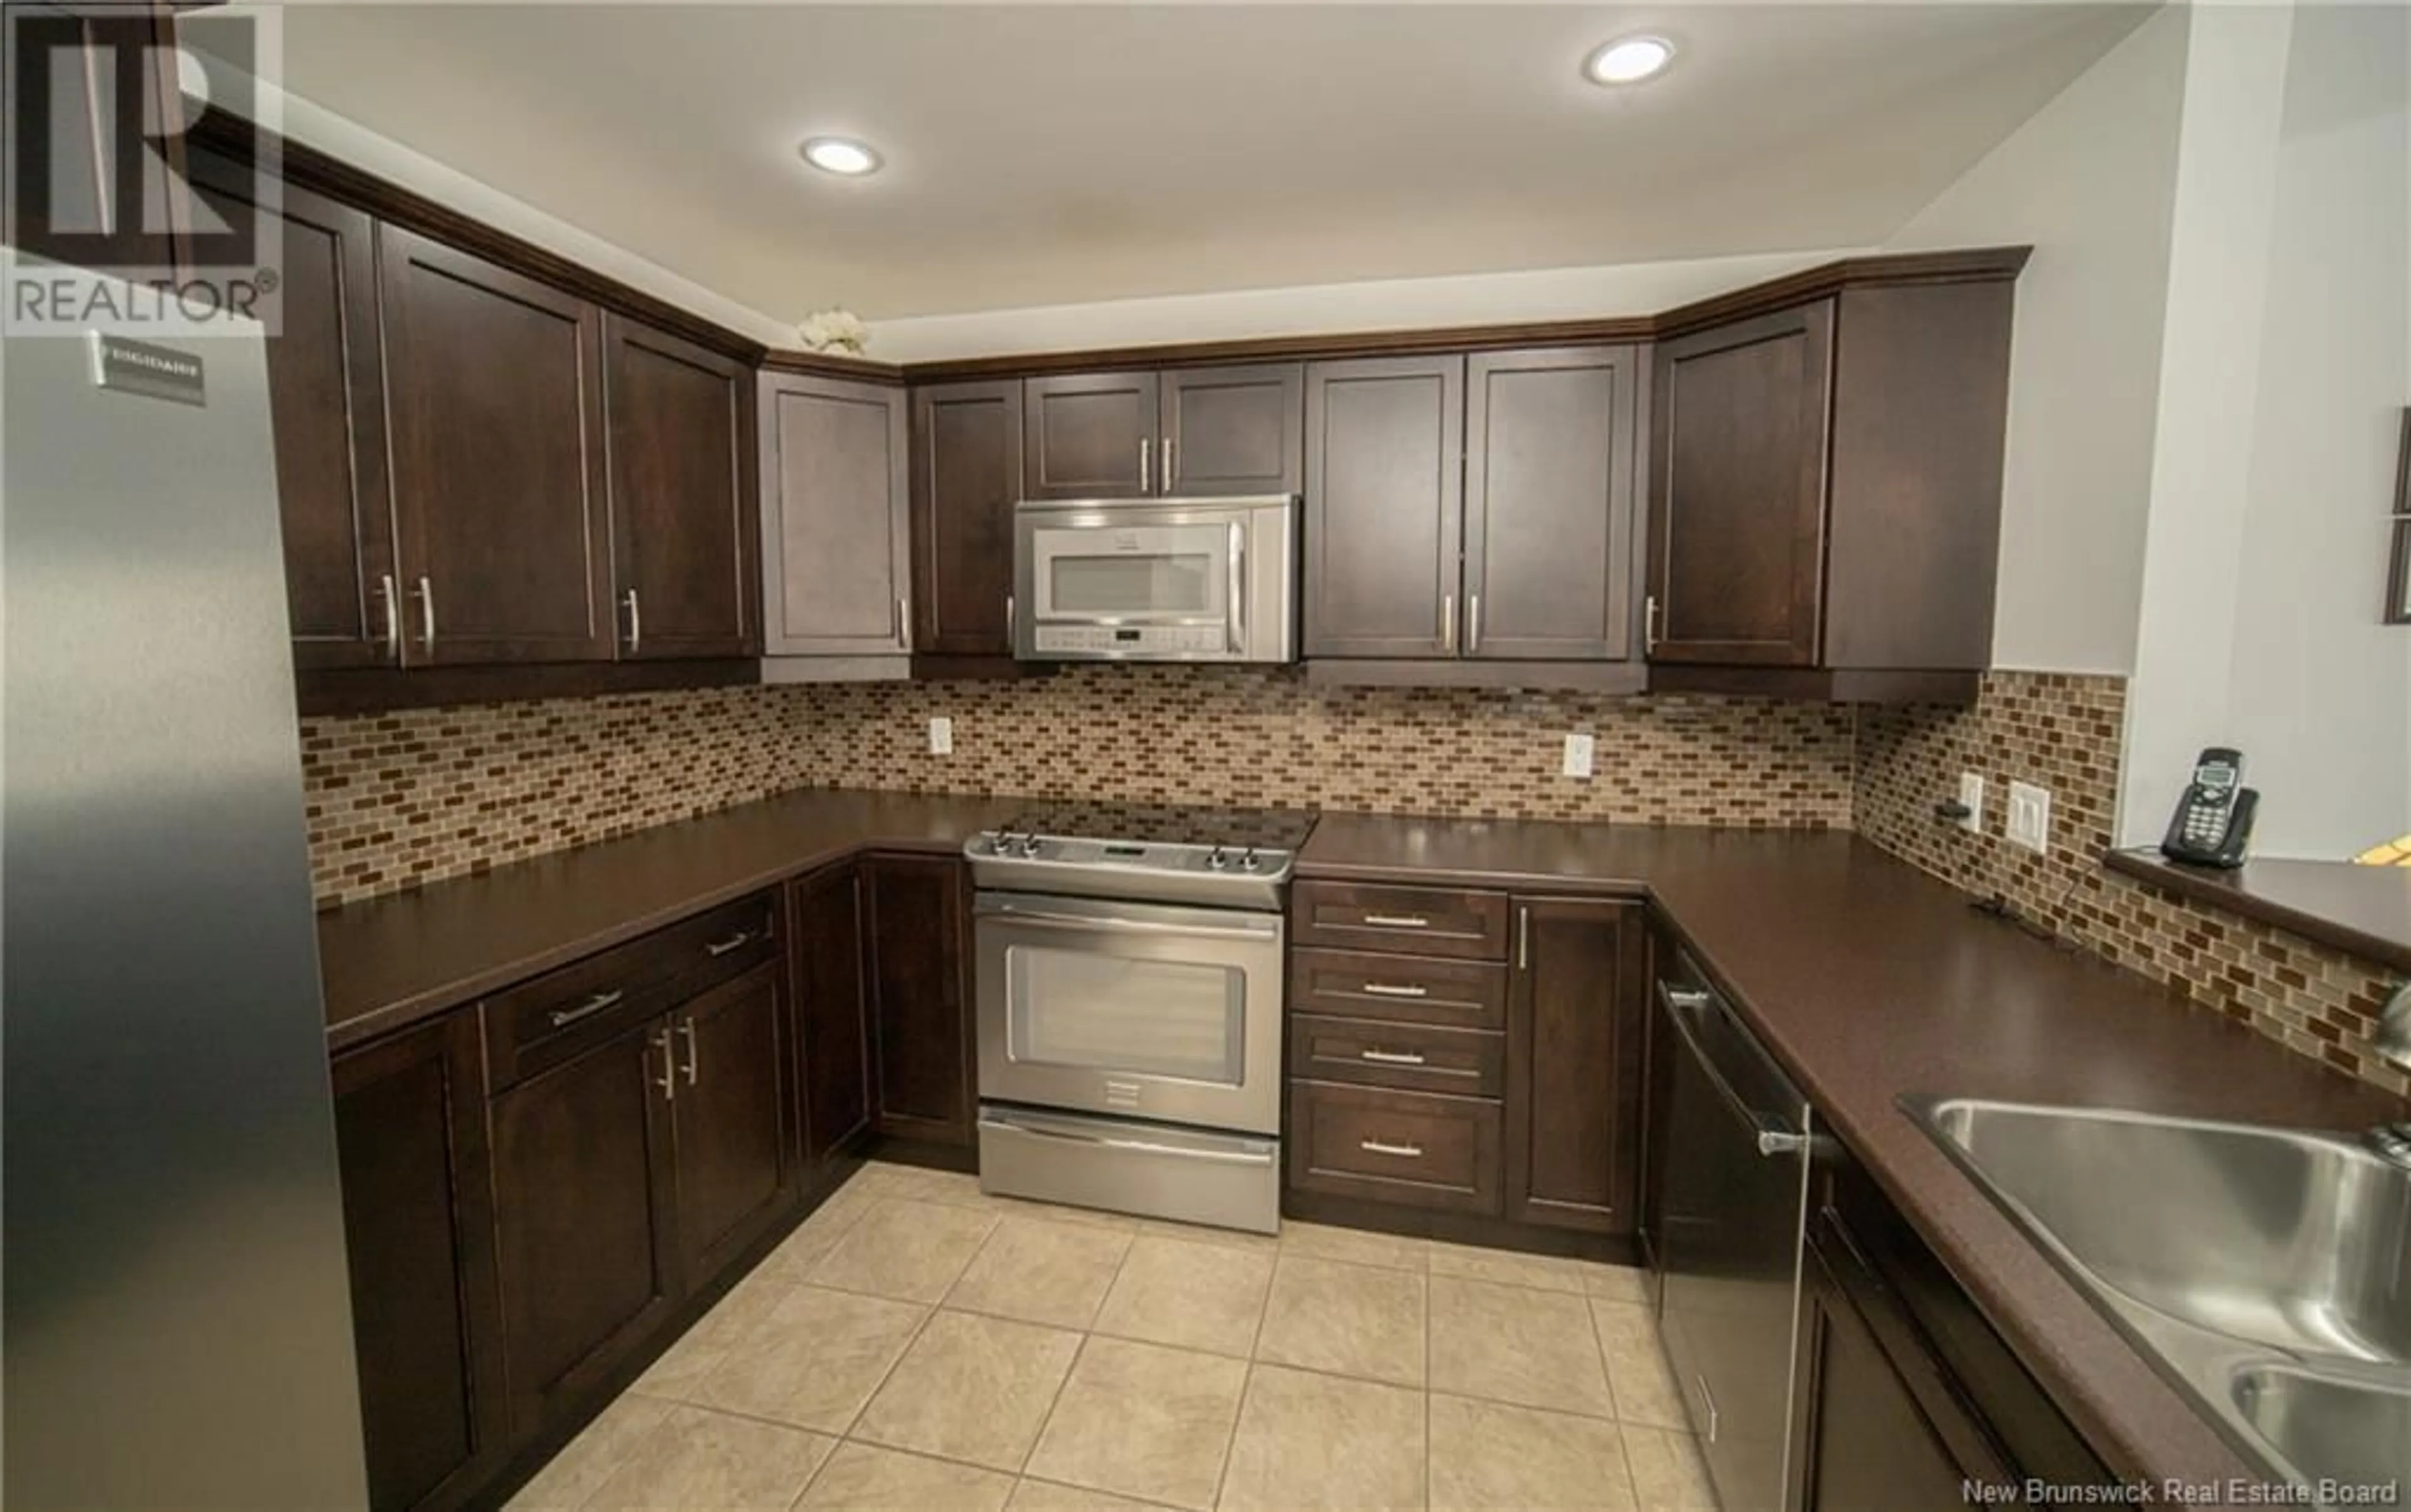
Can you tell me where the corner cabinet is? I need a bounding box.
[1647,268,2021,701]
[758,372,912,666]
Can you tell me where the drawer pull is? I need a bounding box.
[1359,981,1429,999]
[1358,1138,1425,1159]
[1359,1049,1428,1066]
[547,989,624,1028]
[703,931,754,958]
[1360,913,1428,929]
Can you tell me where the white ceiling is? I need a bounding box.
[267,3,2154,326]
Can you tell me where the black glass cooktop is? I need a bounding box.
[993,801,1318,852]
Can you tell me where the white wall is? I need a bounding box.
[2120,1,2411,857]
[1884,7,2190,676]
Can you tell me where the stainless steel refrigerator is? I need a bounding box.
[3,269,370,1508]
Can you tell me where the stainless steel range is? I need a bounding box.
[966,801,1316,1233]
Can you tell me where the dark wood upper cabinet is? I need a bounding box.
[1023,370,1158,498]
[758,372,911,659]
[1648,302,1834,668]
[790,863,874,1164]
[1646,276,2017,695]
[1464,347,1644,662]
[184,151,396,672]
[861,853,973,1146]
[379,225,612,667]
[1160,364,1303,497]
[489,1018,679,1439]
[668,962,790,1282]
[910,379,1023,657]
[1503,896,1644,1234]
[603,315,756,661]
[331,1013,504,1512]
[1303,355,1465,659]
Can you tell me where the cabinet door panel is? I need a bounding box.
[1303,356,1465,658]
[1465,347,1639,662]
[1648,302,1832,667]
[491,1022,678,1438]
[863,854,971,1144]
[186,153,396,671]
[1504,897,1642,1233]
[332,1014,504,1512]
[911,380,1023,656]
[673,963,789,1280]
[1023,372,1158,499]
[380,225,612,666]
[791,865,873,1162]
[605,316,754,659]
[1161,364,1303,497]
[760,374,910,656]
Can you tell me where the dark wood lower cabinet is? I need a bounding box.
[490,1018,681,1439]
[790,863,874,1163]
[862,853,974,1145]
[330,1013,505,1512]
[669,962,791,1282]
[1503,896,1645,1233]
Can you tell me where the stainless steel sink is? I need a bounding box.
[1902,1096,2411,1502]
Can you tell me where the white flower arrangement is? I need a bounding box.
[797,308,869,355]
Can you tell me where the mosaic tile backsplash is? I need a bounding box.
[300,667,1853,905]
[1853,671,2406,1097]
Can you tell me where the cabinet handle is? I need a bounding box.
[1518,907,1531,970]
[679,1017,700,1086]
[651,1026,676,1103]
[413,575,436,654]
[1440,593,1455,652]
[622,587,642,654]
[1006,593,1015,643]
[896,596,911,650]
[1359,1049,1428,1066]
[1361,913,1428,929]
[1467,593,1482,654]
[1138,437,1152,494]
[375,573,401,663]
[703,931,753,958]
[546,988,623,1029]
[1644,594,1661,654]
[1162,435,1175,494]
[1359,1138,1423,1159]
[1359,981,1429,999]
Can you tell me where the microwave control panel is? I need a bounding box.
[1033,624,1229,656]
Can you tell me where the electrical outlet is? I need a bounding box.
[1957,772,1985,833]
[927,716,953,756]
[1562,733,1596,779]
[2006,780,2051,855]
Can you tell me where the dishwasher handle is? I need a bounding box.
[1656,980,1808,1158]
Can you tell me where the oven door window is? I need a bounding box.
[1006,945,1245,1086]
[1030,524,1230,622]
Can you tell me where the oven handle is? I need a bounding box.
[980,907,1280,944]
[978,1116,1276,1167]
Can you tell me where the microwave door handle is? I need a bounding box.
[1227,522,1245,654]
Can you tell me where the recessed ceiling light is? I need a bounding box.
[1584,35,1675,86]
[800,136,882,176]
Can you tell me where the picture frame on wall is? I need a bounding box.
[2390,408,2411,624]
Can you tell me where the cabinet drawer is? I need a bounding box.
[485,892,777,1089]
[1287,1082,1501,1214]
[1291,882,1510,961]
[1288,1015,1504,1098]
[1288,948,1508,1031]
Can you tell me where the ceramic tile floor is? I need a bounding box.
[508,1160,1718,1512]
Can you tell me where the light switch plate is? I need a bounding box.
[1562,733,1596,779]
[2007,780,2051,855]
[1957,772,1985,833]
[928,716,953,756]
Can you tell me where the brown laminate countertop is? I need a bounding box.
[2106,846,2411,975]
[1301,813,2409,1506]
[319,796,2409,1503]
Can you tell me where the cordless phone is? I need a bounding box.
[2160,747,2258,870]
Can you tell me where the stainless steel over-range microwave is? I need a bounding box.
[1011,494,1298,664]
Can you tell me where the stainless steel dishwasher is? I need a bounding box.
[1654,951,1815,1512]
